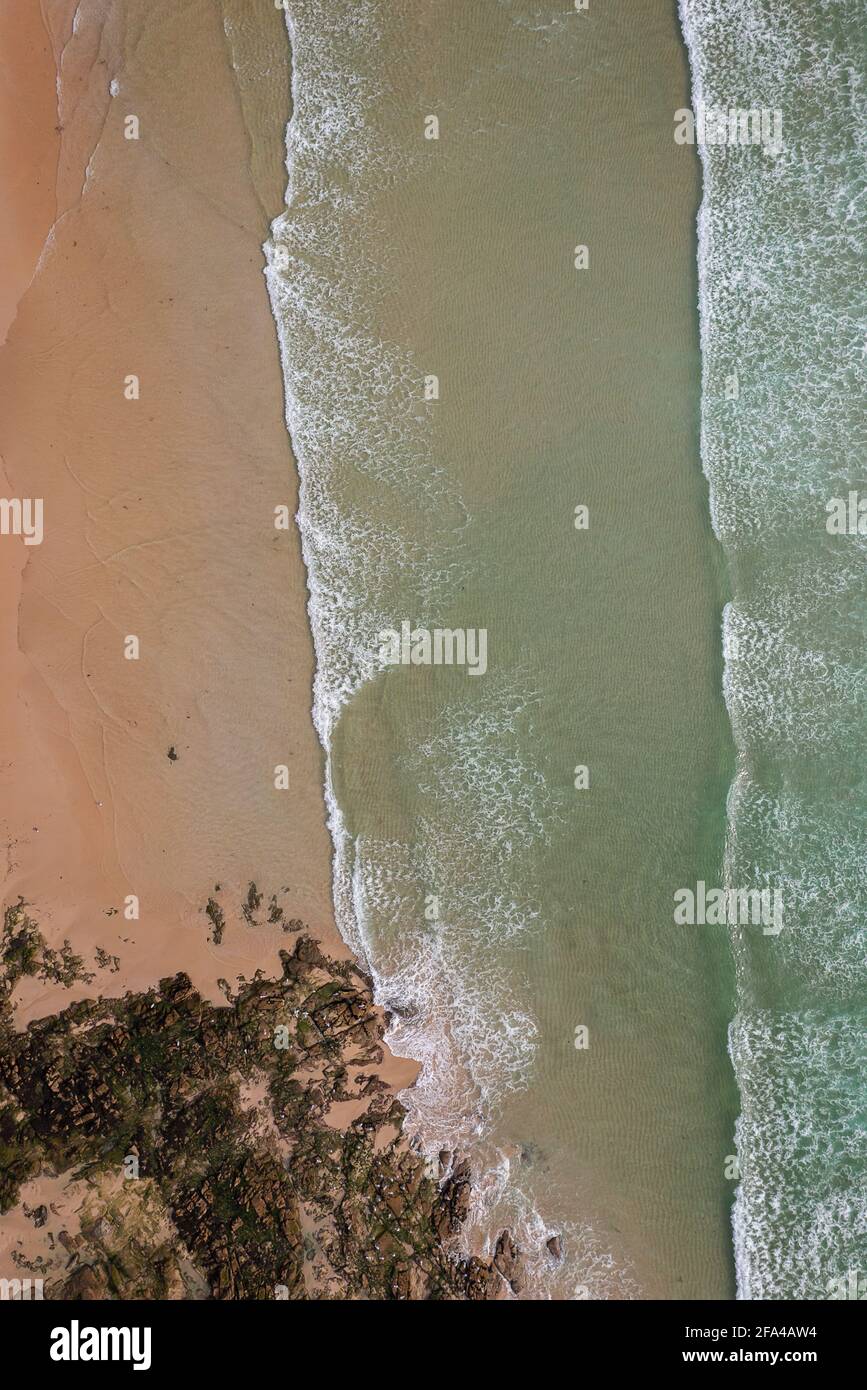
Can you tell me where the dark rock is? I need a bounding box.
[0,916,519,1301]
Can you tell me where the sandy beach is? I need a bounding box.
[0,0,354,1016]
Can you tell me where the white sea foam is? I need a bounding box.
[681,0,867,1298]
[343,675,555,1155]
[730,1009,867,1300]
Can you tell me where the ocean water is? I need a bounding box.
[680,0,867,1298]
[264,0,740,1298]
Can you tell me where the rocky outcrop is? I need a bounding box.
[0,922,522,1300]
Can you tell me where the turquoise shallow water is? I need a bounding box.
[680,0,867,1298]
[264,0,863,1298]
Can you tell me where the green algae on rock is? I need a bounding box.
[0,926,522,1299]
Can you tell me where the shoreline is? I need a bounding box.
[0,905,520,1299]
[0,0,478,1299]
[676,0,740,1294]
[0,0,342,1008]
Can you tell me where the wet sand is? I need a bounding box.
[0,0,59,346]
